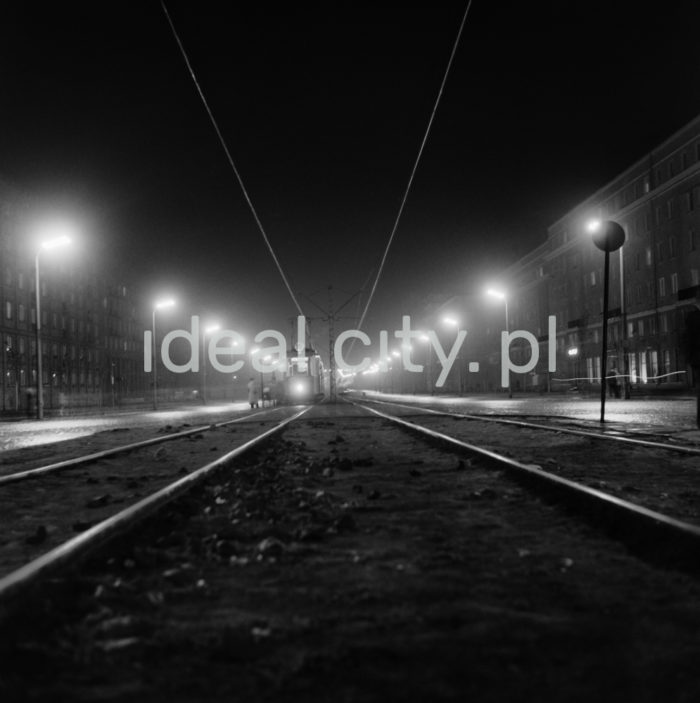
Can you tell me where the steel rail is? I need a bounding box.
[356,402,700,572]
[359,396,700,456]
[0,407,310,608]
[0,407,284,487]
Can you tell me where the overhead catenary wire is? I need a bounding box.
[160,1,306,319]
[354,0,474,335]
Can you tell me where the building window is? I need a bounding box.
[18,304,25,322]
[646,247,652,266]
[671,272,678,294]
[692,269,700,286]
[656,242,664,262]
[660,313,668,333]
[638,319,645,336]
[666,200,673,219]
[669,237,677,258]
[686,190,695,212]
[589,271,596,286]
[691,229,697,252]
[658,277,666,297]
[655,206,662,225]
[643,175,650,193]
[5,301,12,320]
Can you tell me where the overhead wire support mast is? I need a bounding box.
[354,1,474,336]
[160,1,305,319]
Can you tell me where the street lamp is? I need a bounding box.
[486,288,511,398]
[441,316,464,394]
[250,347,264,403]
[419,333,432,393]
[201,323,220,404]
[567,347,579,390]
[35,233,72,419]
[152,298,175,410]
[587,219,626,423]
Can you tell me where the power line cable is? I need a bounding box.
[160,1,306,319]
[354,0,474,334]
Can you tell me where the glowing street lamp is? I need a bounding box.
[201,323,220,404]
[486,288,511,398]
[152,298,175,410]
[35,233,73,419]
[587,219,626,422]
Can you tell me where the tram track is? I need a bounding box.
[0,407,309,607]
[355,395,700,454]
[3,398,700,613]
[0,407,284,485]
[351,399,700,572]
[4,403,700,701]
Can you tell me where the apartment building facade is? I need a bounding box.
[475,114,700,393]
[0,182,145,414]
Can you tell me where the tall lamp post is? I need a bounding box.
[152,298,175,410]
[442,316,463,394]
[250,348,264,402]
[419,333,432,393]
[486,289,511,398]
[587,219,626,423]
[201,323,220,404]
[35,234,72,419]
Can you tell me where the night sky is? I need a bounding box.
[3,1,700,358]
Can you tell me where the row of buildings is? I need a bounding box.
[4,113,700,412]
[415,114,700,394]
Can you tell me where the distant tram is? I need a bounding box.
[282,347,326,404]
